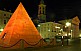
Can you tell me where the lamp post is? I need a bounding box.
[65,22,71,45]
[38,24,41,36]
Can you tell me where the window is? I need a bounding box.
[4,14,6,16]
[48,24,49,26]
[43,7,45,14]
[39,7,41,14]
[4,20,6,24]
[52,29,53,32]
[40,7,41,10]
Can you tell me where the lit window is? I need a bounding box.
[66,22,71,27]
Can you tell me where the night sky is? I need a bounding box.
[0,0,81,28]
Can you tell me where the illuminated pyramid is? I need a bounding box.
[0,2,41,47]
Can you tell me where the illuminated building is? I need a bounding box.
[37,0,80,38]
[72,16,80,38]
[59,16,80,38]
[37,22,63,39]
[0,10,12,32]
[37,16,80,38]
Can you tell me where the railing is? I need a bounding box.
[0,38,56,48]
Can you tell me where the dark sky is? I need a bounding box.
[0,0,81,27]
[0,0,81,18]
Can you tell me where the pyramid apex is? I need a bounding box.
[19,2,23,6]
[19,2,22,4]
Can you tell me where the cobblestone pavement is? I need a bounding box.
[24,38,81,51]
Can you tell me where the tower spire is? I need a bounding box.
[40,0,44,4]
[38,0,46,23]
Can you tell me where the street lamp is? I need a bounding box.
[0,28,3,32]
[48,29,50,31]
[65,22,71,36]
[79,34,81,38]
[65,22,71,45]
[38,24,40,27]
[38,24,41,36]
[65,22,71,27]
[71,30,73,38]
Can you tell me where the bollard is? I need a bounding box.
[20,39,24,49]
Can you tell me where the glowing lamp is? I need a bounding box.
[68,33,71,35]
[38,25,40,27]
[48,29,50,31]
[71,30,73,31]
[79,34,81,37]
[65,33,67,36]
[66,22,71,27]
[0,29,3,31]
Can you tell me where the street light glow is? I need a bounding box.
[48,29,50,31]
[66,22,71,27]
[68,33,71,35]
[0,28,3,31]
[55,26,60,29]
[38,25,40,27]
[79,34,81,37]
[71,30,73,31]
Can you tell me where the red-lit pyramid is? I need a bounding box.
[0,2,41,47]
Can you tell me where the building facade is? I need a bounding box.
[0,10,12,32]
[37,16,80,39]
[72,16,80,38]
[37,0,80,38]
[37,22,63,39]
[59,16,80,38]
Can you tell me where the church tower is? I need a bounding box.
[38,0,46,23]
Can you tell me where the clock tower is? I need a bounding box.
[38,0,46,23]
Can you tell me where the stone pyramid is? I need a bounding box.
[0,2,41,46]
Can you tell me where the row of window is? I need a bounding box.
[3,14,11,24]
[40,24,61,27]
[39,7,45,14]
[4,14,11,17]
[40,24,54,27]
